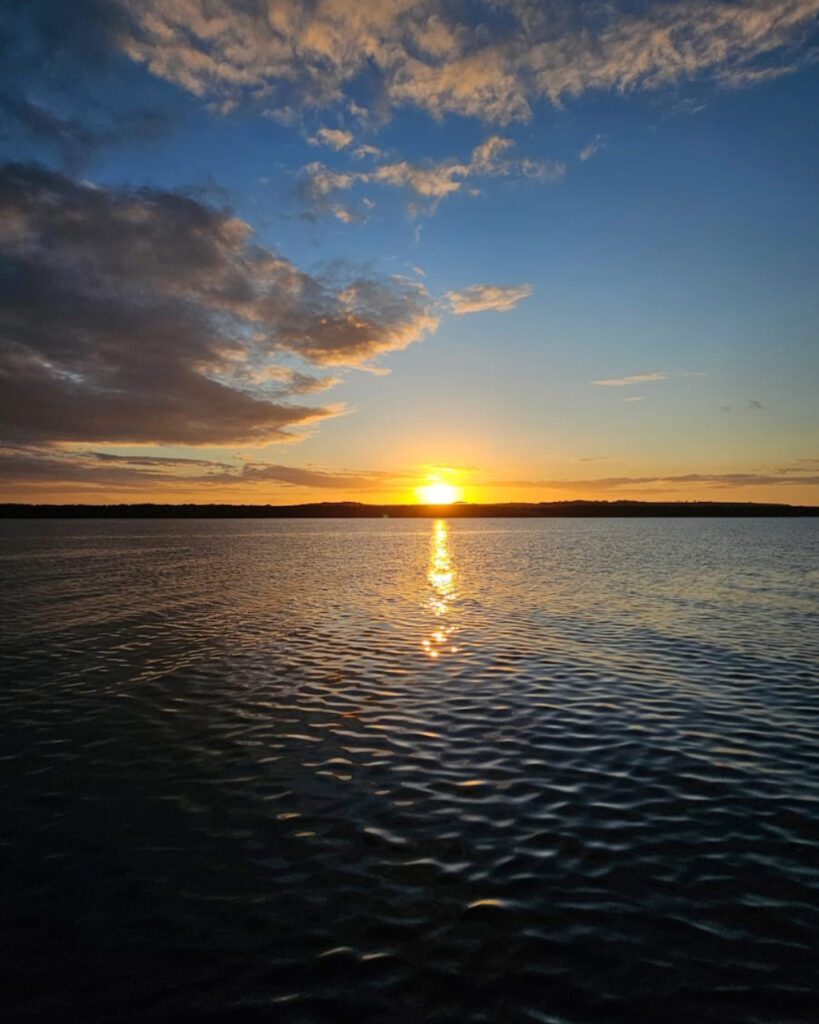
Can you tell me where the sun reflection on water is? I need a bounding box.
[423,520,459,658]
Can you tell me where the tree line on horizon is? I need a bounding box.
[0,500,816,518]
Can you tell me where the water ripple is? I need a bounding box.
[1,517,817,1022]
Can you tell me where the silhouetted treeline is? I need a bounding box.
[1,500,816,518]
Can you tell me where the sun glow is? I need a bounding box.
[416,480,462,504]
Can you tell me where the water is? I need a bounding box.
[1,517,817,1023]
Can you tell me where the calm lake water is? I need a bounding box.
[1,518,817,1023]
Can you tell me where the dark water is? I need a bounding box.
[1,518,817,1023]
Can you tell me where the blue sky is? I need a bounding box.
[1,0,818,503]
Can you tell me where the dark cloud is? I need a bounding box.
[0,449,203,487]
[0,447,409,494]
[0,0,127,74]
[0,0,173,167]
[88,452,232,469]
[0,93,172,170]
[222,462,404,490]
[271,275,436,367]
[0,163,436,448]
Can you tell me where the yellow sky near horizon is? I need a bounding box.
[4,466,818,506]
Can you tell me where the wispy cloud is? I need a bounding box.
[0,93,172,170]
[592,372,669,387]
[300,136,564,219]
[224,462,408,490]
[111,1,819,125]
[447,283,532,315]
[353,144,382,160]
[309,127,354,150]
[4,448,818,499]
[579,135,606,162]
[0,448,230,489]
[778,457,819,474]
[492,472,819,492]
[720,399,766,414]
[0,446,415,495]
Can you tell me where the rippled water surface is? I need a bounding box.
[2,517,818,1023]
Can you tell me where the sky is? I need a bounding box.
[0,0,818,505]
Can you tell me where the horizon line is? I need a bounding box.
[2,498,817,519]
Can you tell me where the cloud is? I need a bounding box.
[471,135,515,171]
[0,93,172,170]
[493,472,819,492]
[89,452,232,469]
[371,158,469,198]
[0,3,172,167]
[5,447,819,499]
[778,457,819,474]
[300,161,359,199]
[447,283,532,315]
[224,462,405,490]
[0,447,233,488]
[272,276,438,367]
[0,162,440,448]
[236,367,342,395]
[299,136,564,219]
[109,0,819,125]
[0,446,414,495]
[592,372,669,387]
[579,135,606,162]
[718,61,804,88]
[720,399,765,413]
[309,127,354,150]
[298,162,364,219]
[331,204,362,223]
[353,144,382,160]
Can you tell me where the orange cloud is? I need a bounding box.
[116,1,819,124]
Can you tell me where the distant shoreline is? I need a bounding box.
[2,501,817,519]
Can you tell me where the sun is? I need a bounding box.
[416,480,462,504]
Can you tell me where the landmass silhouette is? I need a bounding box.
[2,500,817,518]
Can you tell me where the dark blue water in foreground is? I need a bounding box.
[1,518,817,1023]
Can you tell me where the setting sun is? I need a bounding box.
[416,480,462,504]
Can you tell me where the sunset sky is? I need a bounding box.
[1,0,818,504]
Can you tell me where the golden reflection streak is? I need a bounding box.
[423,519,459,658]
